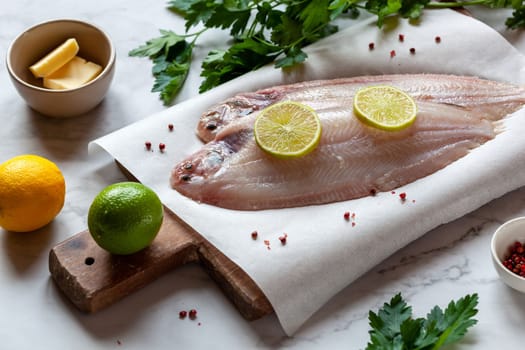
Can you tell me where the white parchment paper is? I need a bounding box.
[90,10,525,335]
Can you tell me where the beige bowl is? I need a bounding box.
[491,216,525,293]
[6,19,116,118]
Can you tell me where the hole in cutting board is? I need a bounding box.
[84,257,95,265]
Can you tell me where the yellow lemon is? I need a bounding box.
[254,101,322,159]
[353,85,418,131]
[0,155,65,232]
[88,182,163,255]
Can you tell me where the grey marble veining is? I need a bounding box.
[1,2,524,349]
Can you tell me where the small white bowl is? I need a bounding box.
[6,19,116,118]
[491,216,525,293]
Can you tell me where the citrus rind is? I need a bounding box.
[87,182,163,255]
[0,154,65,232]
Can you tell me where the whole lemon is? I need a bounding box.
[0,154,66,232]
[88,182,163,255]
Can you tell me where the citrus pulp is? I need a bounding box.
[353,85,417,131]
[254,101,322,159]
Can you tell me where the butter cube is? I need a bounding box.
[43,56,102,90]
[29,38,79,78]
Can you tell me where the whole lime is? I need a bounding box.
[88,182,163,255]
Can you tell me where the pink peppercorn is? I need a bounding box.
[502,241,525,277]
[189,309,197,319]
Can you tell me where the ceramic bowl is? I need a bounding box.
[491,216,525,293]
[6,19,116,118]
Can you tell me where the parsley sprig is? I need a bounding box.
[366,293,479,349]
[129,0,525,105]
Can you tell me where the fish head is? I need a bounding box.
[170,131,251,206]
[197,95,265,142]
[170,142,230,188]
[197,106,228,143]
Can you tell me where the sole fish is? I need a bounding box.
[197,74,525,142]
[174,74,525,210]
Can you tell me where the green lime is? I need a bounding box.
[353,85,417,131]
[254,101,322,159]
[88,182,163,255]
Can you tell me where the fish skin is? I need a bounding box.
[172,75,525,210]
[196,74,525,143]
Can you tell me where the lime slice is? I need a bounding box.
[254,101,322,159]
[353,85,417,131]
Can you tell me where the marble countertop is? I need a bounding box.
[1,2,524,349]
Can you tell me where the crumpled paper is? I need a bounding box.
[90,9,525,335]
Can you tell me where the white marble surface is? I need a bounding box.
[1,2,524,349]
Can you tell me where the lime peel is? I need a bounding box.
[254,101,322,159]
[88,182,164,255]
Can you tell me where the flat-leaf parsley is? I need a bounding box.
[130,0,525,105]
[366,293,479,349]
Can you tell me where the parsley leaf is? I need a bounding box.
[299,0,332,34]
[366,293,479,350]
[367,293,413,345]
[204,3,252,36]
[166,0,200,14]
[506,7,525,29]
[399,0,431,20]
[275,47,308,68]
[129,31,193,105]
[366,0,403,27]
[128,29,186,58]
[425,294,479,347]
[200,37,279,92]
[151,57,190,105]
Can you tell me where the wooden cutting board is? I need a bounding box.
[48,163,273,320]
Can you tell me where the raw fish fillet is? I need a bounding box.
[197,74,525,143]
[173,74,525,210]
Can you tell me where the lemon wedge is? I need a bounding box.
[254,101,322,159]
[353,85,417,131]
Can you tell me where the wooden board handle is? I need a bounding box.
[49,207,198,312]
[49,207,273,320]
